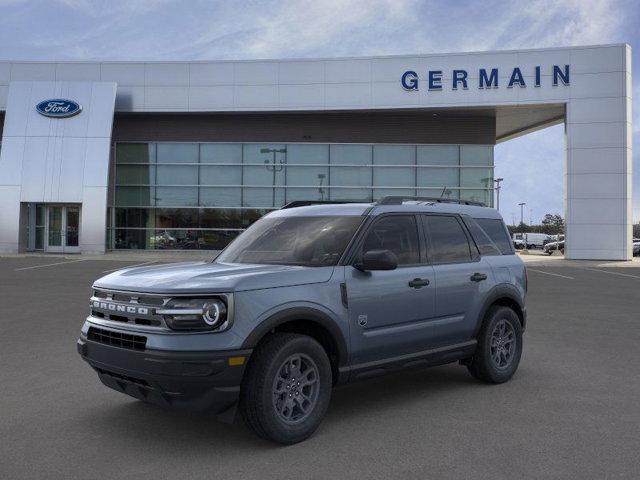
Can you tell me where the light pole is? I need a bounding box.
[318,173,326,200]
[494,177,504,211]
[261,147,287,207]
[518,202,526,225]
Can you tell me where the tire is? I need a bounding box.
[467,306,523,384]
[240,333,332,444]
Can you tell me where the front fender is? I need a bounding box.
[241,302,349,368]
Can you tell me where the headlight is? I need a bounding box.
[158,297,229,331]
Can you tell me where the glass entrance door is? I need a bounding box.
[47,207,64,252]
[45,205,81,253]
[65,206,80,251]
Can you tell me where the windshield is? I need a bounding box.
[216,215,363,267]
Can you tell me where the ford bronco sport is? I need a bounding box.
[78,197,527,444]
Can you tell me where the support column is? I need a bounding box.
[564,45,632,260]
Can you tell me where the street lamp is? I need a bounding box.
[261,147,287,207]
[518,202,526,225]
[317,173,326,201]
[494,177,504,211]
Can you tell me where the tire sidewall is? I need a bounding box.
[478,307,523,383]
[257,336,332,443]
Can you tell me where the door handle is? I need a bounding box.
[470,272,488,282]
[408,278,430,288]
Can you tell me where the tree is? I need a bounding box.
[541,214,565,234]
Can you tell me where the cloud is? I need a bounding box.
[0,0,637,221]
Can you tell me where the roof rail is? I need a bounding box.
[280,200,369,209]
[377,196,486,207]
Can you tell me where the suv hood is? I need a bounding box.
[93,261,335,294]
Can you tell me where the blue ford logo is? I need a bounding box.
[36,99,82,118]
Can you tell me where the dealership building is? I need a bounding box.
[0,44,633,259]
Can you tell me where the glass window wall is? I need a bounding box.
[111,142,494,250]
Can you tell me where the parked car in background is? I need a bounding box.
[543,240,565,255]
[513,238,525,250]
[512,233,552,249]
[544,234,564,245]
[633,238,640,256]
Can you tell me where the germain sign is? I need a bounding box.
[401,65,570,91]
[36,99,82,118]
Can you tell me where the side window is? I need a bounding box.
[361,215,420,265]
[424,215,472,264]
[463,217,501,256]
[475,218,514,254]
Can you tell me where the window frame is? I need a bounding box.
[344,213,426,268]
[420,213,480,266]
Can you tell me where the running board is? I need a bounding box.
[339,340,477,382]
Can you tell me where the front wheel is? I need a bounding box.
[240,333,332,444]
[467,306,523,383]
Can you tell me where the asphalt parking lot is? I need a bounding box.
[1,255,640,479]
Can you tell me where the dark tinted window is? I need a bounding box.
[217,215,362,266]
[475,218,513,254]
[361,215,420,265]
[424,215,472,263]
[464,218,501,256]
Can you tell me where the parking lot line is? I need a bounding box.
[580,267,640,279]
[101,260,157,273]
[526,268,575,280]
[14,259,86,271]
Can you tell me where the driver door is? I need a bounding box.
[345,214,436,365]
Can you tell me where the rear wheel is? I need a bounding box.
[467,306,523,383]
[240,333,332,444]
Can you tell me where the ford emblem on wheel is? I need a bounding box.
[36,99,82,118]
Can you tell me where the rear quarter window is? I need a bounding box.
[474,218,514,255]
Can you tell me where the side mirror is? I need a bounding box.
[355,249,398,271]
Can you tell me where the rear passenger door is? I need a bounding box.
[421,214,493,346]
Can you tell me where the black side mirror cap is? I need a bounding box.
[355,249,398,271]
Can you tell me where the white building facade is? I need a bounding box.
[0,44,632,259]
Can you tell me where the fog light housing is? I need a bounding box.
[159,298,228,331]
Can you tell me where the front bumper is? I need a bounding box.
[77,334,251,416]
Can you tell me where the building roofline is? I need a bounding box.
[0,43,630,65]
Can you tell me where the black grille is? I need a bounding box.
[88,327,147,351]
[93,290,164,306]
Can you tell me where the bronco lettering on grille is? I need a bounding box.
[92,301,149,315]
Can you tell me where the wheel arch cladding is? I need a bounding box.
[476,286,526,334]
[242,307,348,383]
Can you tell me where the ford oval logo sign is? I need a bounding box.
[36,99,82,118]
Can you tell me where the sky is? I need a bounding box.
[0,0,638,225]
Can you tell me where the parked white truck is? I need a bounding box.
[512,232,552,249]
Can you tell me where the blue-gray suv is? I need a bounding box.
[78,197,527,444]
